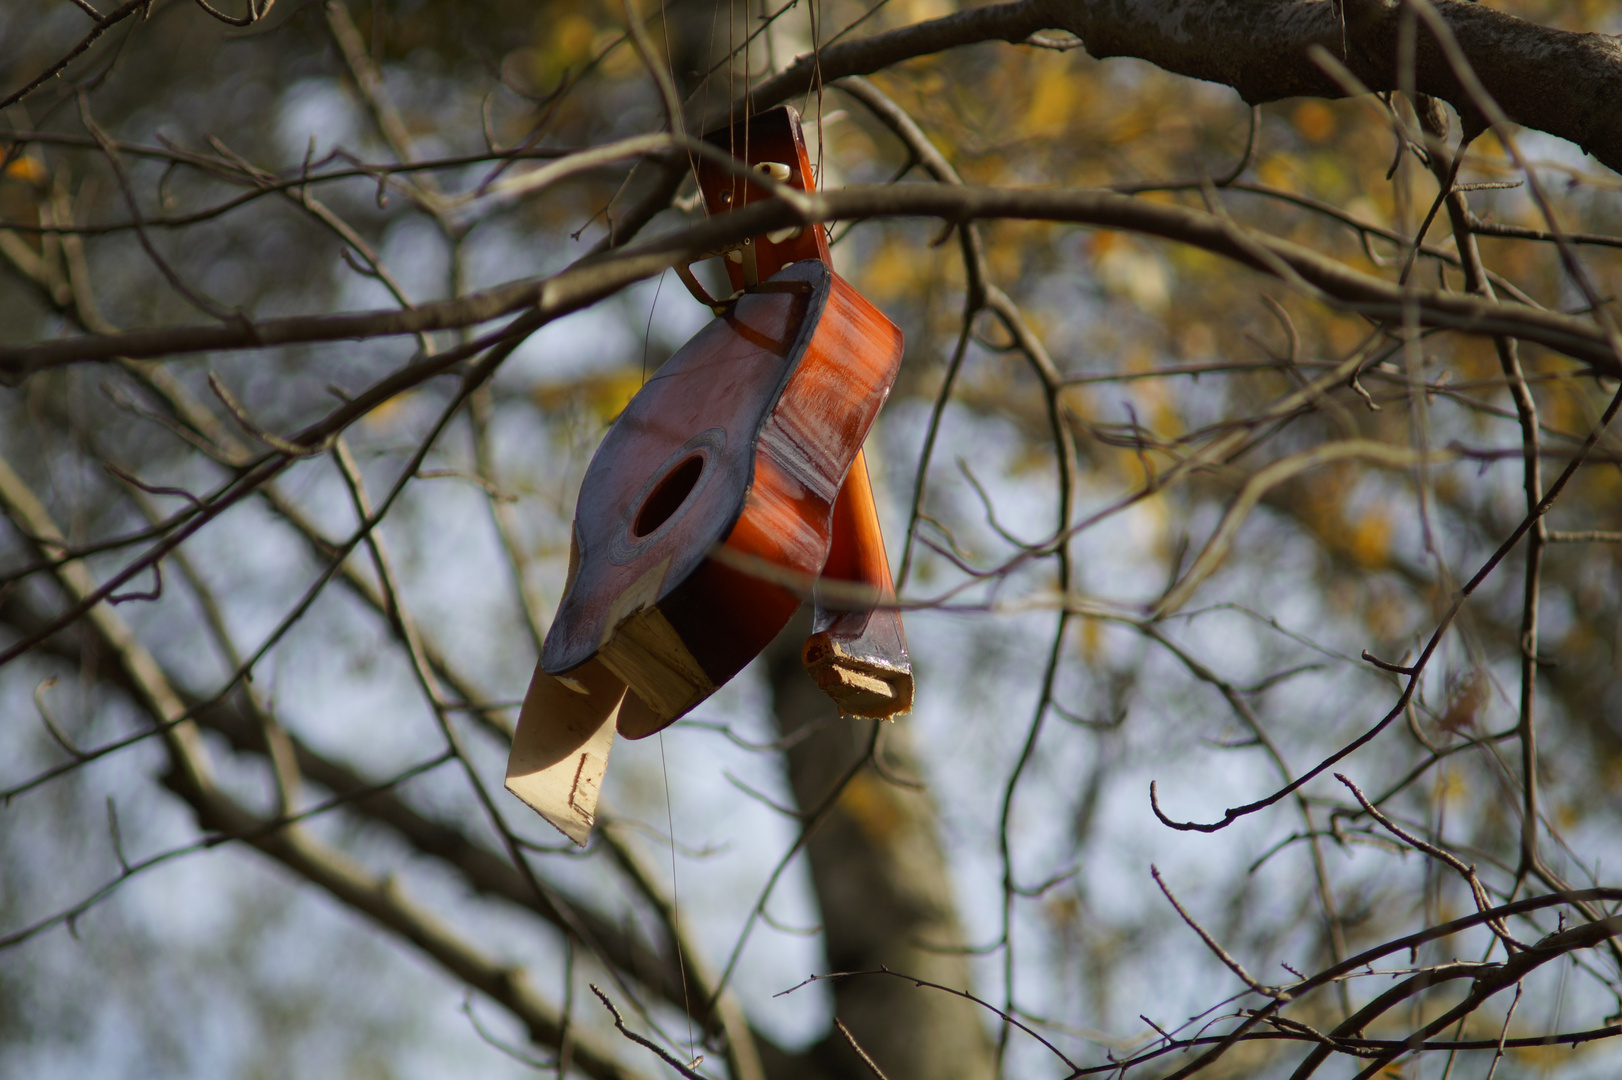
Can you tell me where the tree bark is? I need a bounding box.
[766,612,994,1080]
[730,0,1622,174]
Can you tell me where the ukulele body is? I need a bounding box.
[542,258,903,734]
[506,106,912,845]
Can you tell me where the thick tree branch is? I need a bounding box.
[729,0,1622,173]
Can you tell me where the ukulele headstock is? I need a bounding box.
[677,106,832,311]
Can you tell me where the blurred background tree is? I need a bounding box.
[3,1,1622,1078]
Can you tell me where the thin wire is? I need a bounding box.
[658,730,697,1061]
[806,0,825,188]
[642,268,667,385]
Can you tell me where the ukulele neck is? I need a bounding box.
[691,107,831,295]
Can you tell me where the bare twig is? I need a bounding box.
[591,986,705,1080]
[834,1017,892,1080]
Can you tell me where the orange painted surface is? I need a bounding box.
[821,450,894,599]
[541,106,908,738]
[544,258,904,734]
[811,449,910,674]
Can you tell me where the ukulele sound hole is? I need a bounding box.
[633,455,704,538]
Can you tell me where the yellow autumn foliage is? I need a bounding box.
[838,772,903,847]
[1021,59,1077,140]
[1291,100,1338,144]
[1344,512,1391,569]
[1,156,46,185]
[530,368,646,422]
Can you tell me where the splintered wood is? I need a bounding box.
[595,602,714,728]
[504,658,623,845]
[801,633,914,718]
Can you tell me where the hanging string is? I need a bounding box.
[642,268,667,386]
[806,0,825,189]
[659,730,698,1065]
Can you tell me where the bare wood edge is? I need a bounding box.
[804,449,914,719]
[802,636,914,719]
[505,658,624,846]
[597,603,715,726]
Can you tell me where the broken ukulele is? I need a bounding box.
[505,106,912,844]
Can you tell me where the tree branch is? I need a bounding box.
[726,0,1622,173]
[7,184,1618,384]
[0,452,650,1080]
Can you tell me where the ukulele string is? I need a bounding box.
[660,0,699,186]
[704,0,721,149]
[658,730,698,1063]
[740,0,751,185]
[743,0,753,127]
